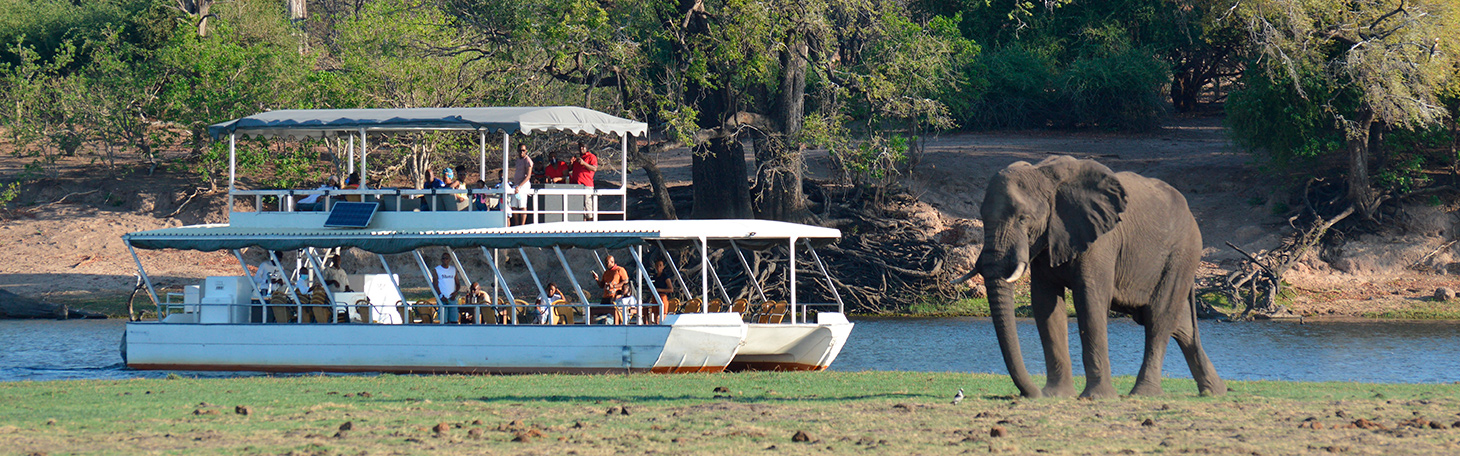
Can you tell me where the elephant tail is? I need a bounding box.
[1188,287,1201,340]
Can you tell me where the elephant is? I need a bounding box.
[953,156,1225,399]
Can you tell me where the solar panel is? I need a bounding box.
[324,202,379,228]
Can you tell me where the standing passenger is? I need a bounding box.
[569,142,598,220]
[510,144,534,226]
[432,252,461,324]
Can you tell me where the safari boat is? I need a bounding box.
[120,106,853,374]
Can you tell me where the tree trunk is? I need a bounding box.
[630,144,677,219]
[754,38,811,222]
[1346,109,1378,220]
[692,137,752,219]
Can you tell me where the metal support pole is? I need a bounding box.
[304,248,337,322]
[358,128,367,186]
[705,252,733,306]
[479,130,487,183]
[628,247,664,324]
[517,248,549,323]
[554,246,592,324]
[347,134,355,174]
[227,134,236,213]
[804,240,845,314]
[728,239,768,301]
[126,243,161,317]
[789,237,798,324]
[620,134,628,193]
[269,250,304,322]
[699,237,708,311]
[480,247,517,324]
[500,133,510,225]
[411,250,442,325]
[656,240,692,301]
[446,248,480,324]
[377,253,411,317]
[231,249,269,322]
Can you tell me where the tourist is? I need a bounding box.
[648,257,673,324]
[296,177,339,211]
[432,252,461,324]
[510,144,534,226]
[615,284,640,325]
[324,254,349,292]
[542,152,569,184]
[569,141,598,220]
[591,255,628,324]
[253,251,285,295]
[536,282,565,325]
[462,282,492,324]
[342,172,362,202]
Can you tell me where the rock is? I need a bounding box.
[1352,418,1386,430]
[1435,287,1456,302]
[713,386,730,393]
[433,422,449,434]
[605,406,621,416]
[358,391,372,398]
[333,431,348,439]
[990,426,1007,438]
[1141,418,1155,427]
[45,419,56,426]
[512,431,533,442]
[339,422,353,431]
[234,405,251,415]
[471,419,483,426]
[619,406,631,416]
[791,431,812,442]
[193,409,219,416]
[468,428,484,439]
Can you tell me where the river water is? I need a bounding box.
[2,317,1458,383]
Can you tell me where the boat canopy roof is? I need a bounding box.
[124,220,841,253]
[208,106,649,140]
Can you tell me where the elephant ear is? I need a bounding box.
[1046,161,1127,266]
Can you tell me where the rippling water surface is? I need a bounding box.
[3,317,1458,383]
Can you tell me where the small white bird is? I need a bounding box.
[952,388,965,405]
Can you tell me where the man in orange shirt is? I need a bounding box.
[591,254,628,324]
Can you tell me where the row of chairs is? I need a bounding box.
[662,298,789,323]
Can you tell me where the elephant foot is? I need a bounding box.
[1079,383,1118,400]
[1041,383,1076,398]
[1128,382,1164,397]
[1197,378,1227,397]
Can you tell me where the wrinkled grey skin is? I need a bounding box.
[954,156,1226,399]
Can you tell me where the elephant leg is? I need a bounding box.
[1031,280,1075,397]
[1130,306,1171,396]
[1174,308,1227,396]
[1073,285,1118,399]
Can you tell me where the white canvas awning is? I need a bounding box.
[208,106,649,139]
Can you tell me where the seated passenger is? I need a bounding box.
[461,282,493,324]
[615,284,640,325]
[342,172,363,202]
[323,255,350,292]
[297,177,339,211]
[536,283,564,325]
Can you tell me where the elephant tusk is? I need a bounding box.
[1003,262,1027,283]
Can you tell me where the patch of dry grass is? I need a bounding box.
[1,372,1457,454]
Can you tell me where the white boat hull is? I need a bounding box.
[729,313,854,371]
[124,313,746,374]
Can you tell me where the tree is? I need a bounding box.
[1234,0,1458,220]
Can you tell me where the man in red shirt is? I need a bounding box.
[569,142,597,186]
[569,142,599,220]
[543,152,569,184]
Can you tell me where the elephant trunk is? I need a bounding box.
[985,276,1041,398]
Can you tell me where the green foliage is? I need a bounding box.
[0,180,19,207]
[963,45,1056,129]
[1225,68,1347,168]
[1056,47,1168,130]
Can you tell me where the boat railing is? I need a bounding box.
[153,296,673,325]
[232,187,627,221]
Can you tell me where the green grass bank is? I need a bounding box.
[2,372,1458,455]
